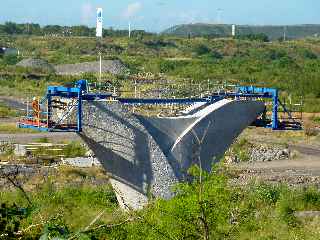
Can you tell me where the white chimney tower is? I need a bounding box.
[232,24,236,37]
[96,8,103,38]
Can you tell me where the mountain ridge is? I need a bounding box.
[162,23,320,40]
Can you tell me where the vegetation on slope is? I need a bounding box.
[1,35,320,112]
[0,103,19,118]
[2,166,320,239]
[0,22,151,38]
[162,23,320,40]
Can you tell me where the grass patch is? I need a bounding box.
[31,141,87,159]
[312,116,320,124]
[0,123,38,134]
[0,142,14,161]
[0,165,115,238]
[0,183,118,238]
[227,138,252,162]
[0,103,19,118]
[62,141,87,158]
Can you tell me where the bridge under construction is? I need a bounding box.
[18,80,302,209]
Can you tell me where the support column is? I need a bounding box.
[47,91,52,130]
[272,89,279,130]
[77,90,82,132]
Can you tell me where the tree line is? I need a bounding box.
[0,22,153,38]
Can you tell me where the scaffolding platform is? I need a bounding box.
[18,80,303,132]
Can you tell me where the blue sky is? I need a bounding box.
[0,0,319,32]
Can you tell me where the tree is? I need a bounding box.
[194,44,211,56]
[21,23,42,35]
[3,22,22,35]
[237,33,269,42]
[71,25,92,36]
[43,25,62,35]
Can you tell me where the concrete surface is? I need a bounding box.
[81,99,265,209]
[62,157,101,168]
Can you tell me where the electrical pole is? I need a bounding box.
[96,8,103,82]
[99,52,102,82]
[283,26,287,42]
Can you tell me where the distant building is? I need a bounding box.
[232,25,236,37]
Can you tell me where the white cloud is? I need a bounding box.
[123,2,142,19]
[81,3,94,25]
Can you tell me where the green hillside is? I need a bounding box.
[1,35,320,112]
[163,23,320,40]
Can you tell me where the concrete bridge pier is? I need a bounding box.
[80,99,265,209]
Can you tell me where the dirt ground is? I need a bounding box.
[231,127,320,186]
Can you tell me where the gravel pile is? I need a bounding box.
[249,145,290,162]
[227,143,290,163]
[55,60,127,76]
[16,58,55,73]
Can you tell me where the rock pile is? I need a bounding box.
[62,157,101,168]
[249,145,290,162]
[227,143,291,163]
[55,60,127,75]
[16,58,55,73]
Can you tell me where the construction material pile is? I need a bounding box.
[55,60,127,76]
[16,58,55,73]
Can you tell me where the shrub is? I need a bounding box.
[300,49,318,59]
[277,199,298,227]
[63,141,86,158]
[312,116,320,124]
[159,60,189,73]
[3,54,20,65]
[80,72,98,83]
[304,122,318,136]
[211,50,223,59]
[144,40,176,49]
[0,203,27,239]
[230,138,251,162]
[193,44,211,55]
[301,187,320,208]
[267,49,288,60]
[251,183,281,204]
[237,33,269,42]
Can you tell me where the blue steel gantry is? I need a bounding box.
[18,80,302,132]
